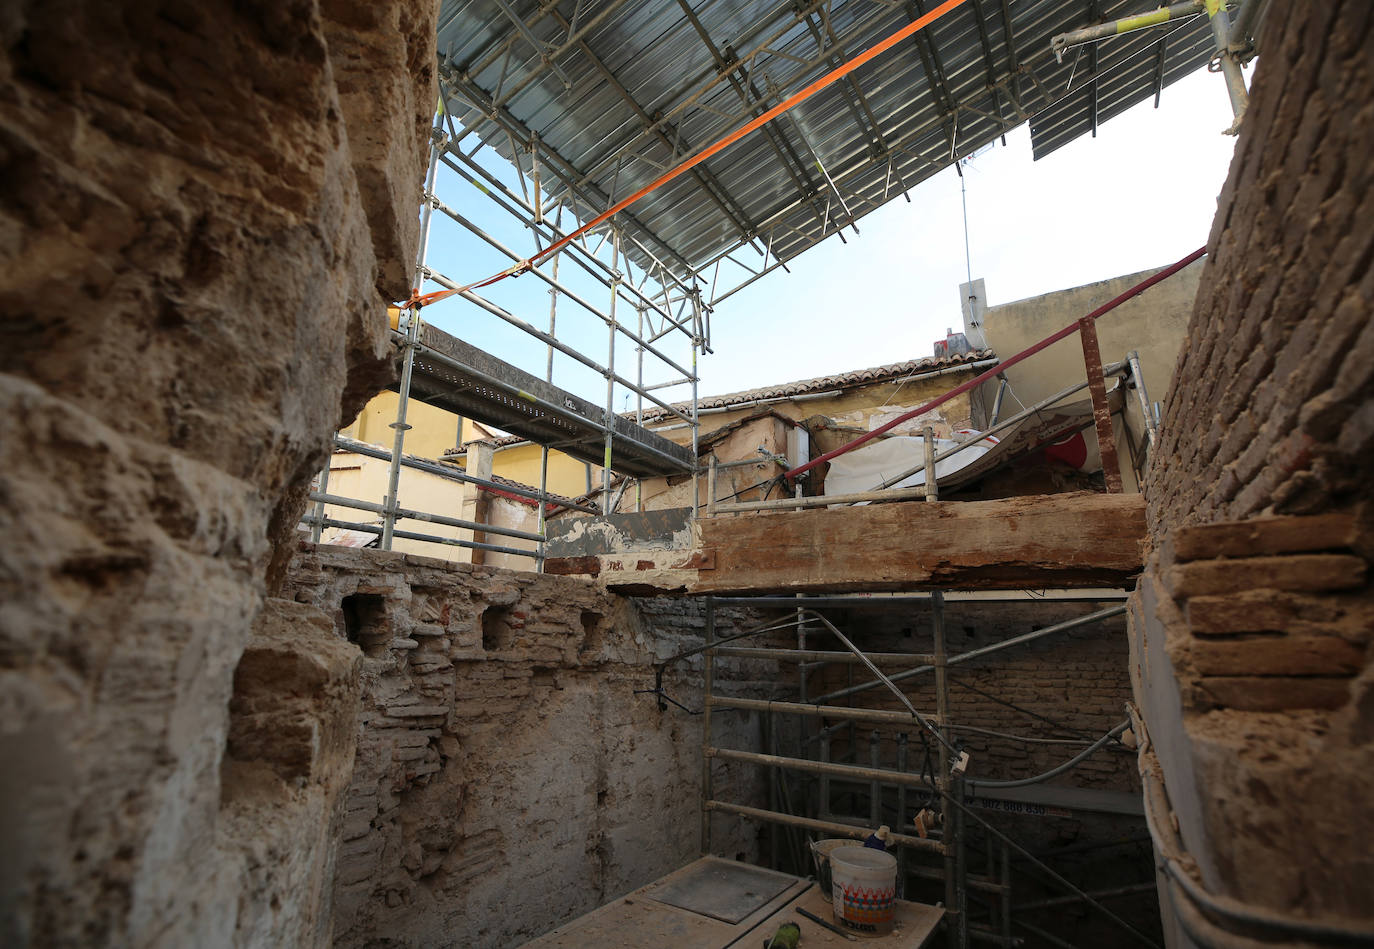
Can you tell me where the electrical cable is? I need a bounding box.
[946,723,1094,746]
[967,720,1129,790]
[948,677,1122,745]
[400,0,973,311]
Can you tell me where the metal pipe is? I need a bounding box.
[1126,350,1158,454]
[711,484,932,514]
[812,605,1127,705]
[701,597,715,854]
[871,364,1127,493]
[784,246,1206,483]
[707,455,717,514]
[419,274,694,427]
[923,426,938,501]
[806,611,957,756]
[308,491,545,543]
[933,591,957,949]
[1015,883,1158,913]
[310,450,331,544]
[1000,841,1012,947]
[488,0,573,90]
[711,647,934,665]
[945,794,1162,949]
[404,336,691,473]
[300,515,536,559]
[1050,0,1207,61]
[988,377,1008,426]
[1206,2,1249,126]
[820,735,832,821]
[332,434,599,514]
[897,732,909,897]
[429,196,696,383]
[869,731,882,829]
[603,235,620,501]
[955,772,969,949]
[435,147,691,335]
[704,800,945,855]
[708,746,935,793]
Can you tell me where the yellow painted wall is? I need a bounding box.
[488,442,594,499]
[344,393,593,499]
[316,452,540,567]
[343,392,470,458]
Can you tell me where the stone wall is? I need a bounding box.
[1131,0,1374,936]
[0,1,435,944]
[283,544,782,948]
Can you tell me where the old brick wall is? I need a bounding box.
[283,545,782,949]
[1146,5,1372,528]
[1131,0,1374,930]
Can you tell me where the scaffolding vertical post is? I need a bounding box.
[896,732,909,897]
[869,730,882,829]
[923,426,939,501]
[382,121,442,550]
[602,233,621,503]
[310,445,332,543]
[636,305,645,512]
[999,839,1012,947]
[701,596,716,855]
[1206,0,1248,127]
[691,287,702,518]
[1126,349,1158,453]
[932,590,958,947]
[536,445,550,572]
[1079,317,1124,493]
[954,771,968,949]
[819,734,832,821]
[707,455,718,515]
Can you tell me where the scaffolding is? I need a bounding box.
[303,94,706,565]
[662,593,1160,949]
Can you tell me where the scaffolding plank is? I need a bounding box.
[397,324,695,479]
[545,492,1145,593]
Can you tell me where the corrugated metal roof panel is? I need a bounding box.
[437,0,1219,280]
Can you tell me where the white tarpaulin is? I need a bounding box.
[825,433,998,495]
[822,389,1125,497]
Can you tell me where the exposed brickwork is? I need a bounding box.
[1146,3,1374,528]
[1131,2,1374,925]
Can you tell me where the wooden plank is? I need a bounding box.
[548,492,1145,594]
[695,492,1144,594]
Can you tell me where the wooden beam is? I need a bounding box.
[546,492,1146,594]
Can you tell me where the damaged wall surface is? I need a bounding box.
[1131,1,1374,942]
[283,544,783,948]
[0,1,435,944]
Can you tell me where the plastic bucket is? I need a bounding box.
[830,845,897,937]
[809,838,853,902]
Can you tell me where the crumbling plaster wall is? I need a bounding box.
[283,544,782,949]
[0,1,435,944]
[1131,0,1374,933]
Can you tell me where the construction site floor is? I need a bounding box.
[523,855,944,948]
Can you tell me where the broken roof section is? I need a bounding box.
[437,0,1217,289]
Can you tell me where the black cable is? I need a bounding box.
[949,677,1123,746]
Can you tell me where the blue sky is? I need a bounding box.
[420,64,1241,412]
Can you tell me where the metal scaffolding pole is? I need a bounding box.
[382,121,443,550]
